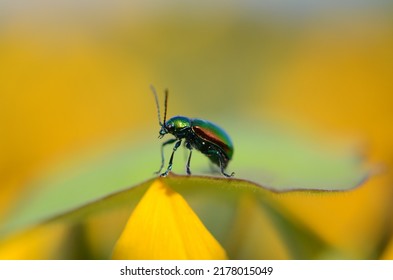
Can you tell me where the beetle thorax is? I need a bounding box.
[166,116,191,133]
[160,116,191,138]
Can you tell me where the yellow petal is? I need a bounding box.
[0,223,68,260]
[112,179,227,260]
[381,232,393,260]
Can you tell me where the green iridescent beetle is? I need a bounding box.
[150,86,234,177]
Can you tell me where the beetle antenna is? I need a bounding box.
[150,85,163,126]
[163,89,168,126]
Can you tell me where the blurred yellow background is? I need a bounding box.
[1,1,393,259]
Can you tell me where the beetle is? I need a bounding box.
[150,85,234,177]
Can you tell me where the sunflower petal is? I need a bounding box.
[112,179,227,260]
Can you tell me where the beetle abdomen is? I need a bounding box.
[191,119,234,160]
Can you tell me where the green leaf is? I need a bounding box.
[0,121,369,240]
[1,176,331,259]
[166,176,332,259]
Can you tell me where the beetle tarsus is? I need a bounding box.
[222,171,235,177]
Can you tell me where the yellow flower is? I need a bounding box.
[112,179,227,260]
[0,223,68,260]
[381,234,393,260]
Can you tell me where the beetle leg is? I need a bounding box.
[185,141,193,175]
[216,152,234,178]
[206,148,234,177]
[161,139,182,177]
[156,138,177,174]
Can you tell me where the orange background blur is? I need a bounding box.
[1,1,393,252]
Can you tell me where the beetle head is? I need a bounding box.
[159,125,168,138]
